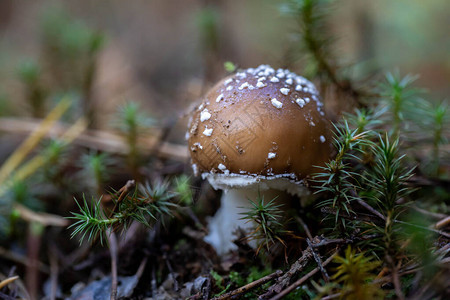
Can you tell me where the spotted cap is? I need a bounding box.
[187,65,333,191]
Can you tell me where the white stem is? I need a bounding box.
[204,188,286,255]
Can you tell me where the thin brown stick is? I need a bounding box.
[322,293,342,300]
[392,266,404,300]
[347,190,386,221]
[108,231,118,300]
[313,234,383,248]
[269,252,337,300]
[213,270,283,300]
[108,179,136,219]
[14,203,68,227]
[0,117,188,161]
[0,276,19,290]
[394,220,450,239]
[320,207,381,224]
[312,237,348,248]
[70,179,136,265]
[164,254,179,292]
[307,238,330,283]
[259,246,314,299]
[374,251,450,286]
[435,216,450,229]
[411,206,447,220]
[151,266,158,296]
[355,198,386,220]
[295,216,313,241]
[386,256,404,300]
[436,243,450,255]
[0,247,49,274]
[321,207,450,238]
[48,246,59,300]
[26,222,43,300]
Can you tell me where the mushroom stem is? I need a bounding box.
[204,188,287,255]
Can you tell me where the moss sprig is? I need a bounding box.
[114,102,155,179]
[379,72,421,138]
[17,60,47,118]
[68,180,179,245]
[331,246,382,300]
[240,194,288,254]
[314,121,372,235]
[364,135,414,264]
[78,151,115,196]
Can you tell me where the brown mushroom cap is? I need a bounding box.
[187,65,333,186]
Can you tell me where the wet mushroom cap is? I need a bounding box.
[187,65,333,182]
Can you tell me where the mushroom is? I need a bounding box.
[187,65,333,255]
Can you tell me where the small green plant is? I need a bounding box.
[240,194,287,254]
[379,72,421,137]
[368,135,413,214]
[134,180,178,226]
[314,121,372,234]
[281,0,335,79]
[415,99,449,176]
[174,175,193,205]
[401,213,438,282]
[280,0,365,105]
[17,59,47,118]
[427,101,448,175]
[0,92,10,116]
[0,181,27,238]
[114,102,155,179]
[366,135,414,259]
[40,6,105,126]
[69,195,111,245]
[69,180,178,245]
[196,7,220,56]
[344,108,385,135]
[330,246,382,300]
[39,139,68,183]
[78,151,115,196]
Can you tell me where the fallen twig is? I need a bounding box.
[411,206,447,220]
[269,251,337,300]
[0,100,71,185]
[312,234,381,248]
[13,203,69,227]
[355,197,386,221]
[0,276,19,290]
[0,117,188,161]
[320,207,381,224]
[322,293,342,300]
[307,238,330,283]
[48,245,59,300]
[321,207,450,238]
[0,116,87,197]
[107,231,119,300]
[387,256,404,300]
[26,222,43,300]
[435,216,450,229]
[108,179,136,219]
[395,220,450,239]
[213,270,283,300]
[259,246,314,299]
[163,253,179,292]
[0,247,49,274]
[295,216,313,241]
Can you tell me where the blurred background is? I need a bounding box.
[0,0,449,142]
[0,1,449,298]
